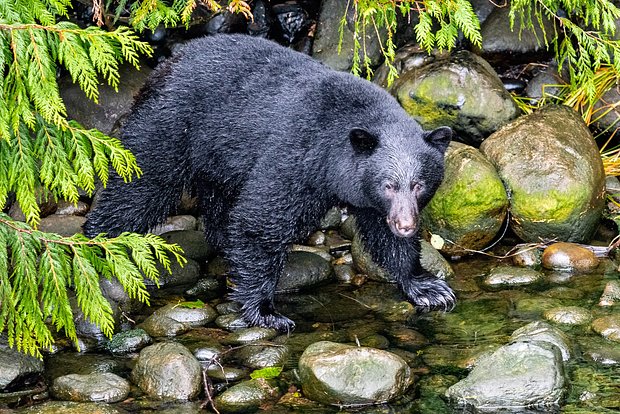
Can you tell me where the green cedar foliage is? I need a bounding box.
[0,0,186,356]
[350,0,620,102]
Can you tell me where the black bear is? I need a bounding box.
[84,34,455,331]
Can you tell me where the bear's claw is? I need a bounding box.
[400,273,456,313]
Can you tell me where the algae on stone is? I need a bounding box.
[422,142,508,255]
[480,105,605,243]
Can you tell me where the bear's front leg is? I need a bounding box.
[353,208,456,312]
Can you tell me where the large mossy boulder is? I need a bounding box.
[388,50,519,145]
[480,105,605,243]
[422,142,508,255]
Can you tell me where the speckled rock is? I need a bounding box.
[422,142,508,255]
[389,50,519,144]
[298,341,411,406]
[51,372,130,403]
[599,280,620,306]
[542,242,600,272]
[544,306,593,325]
[155,302,218,328]
[591,315,620,342]
[512,245,543,268]
[446,341,566,409]
[131,342,202,400]
[482,265,544,289]
[480,105,605,243]
[214,378,280,414]
[38,214,87,237]
[104,329,152,355]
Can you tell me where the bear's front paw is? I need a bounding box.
[241,300,296,333]
[400,273,456,313]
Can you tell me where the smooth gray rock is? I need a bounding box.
[153,257,201,287]
[140,312,189,337]
[38,214,87,236]
[159,230,215,262]
[298,341,411,406]
[446,341,566,409]
[51,372,130,403]
[214,378,280,413]
[483,266,544,289]
[150,215,197,235]
[132,342,202,400]
[154,302,218,328]
[0,347,44,390]
[277,251,333,292]
[222,327,278,345]
[104,329,152,355]
[233,344,290,369]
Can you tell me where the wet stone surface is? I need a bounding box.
[51,372,130,403]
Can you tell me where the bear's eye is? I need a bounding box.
[411,182,423,193]
[384,182,399,192]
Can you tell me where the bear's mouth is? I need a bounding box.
[386,217,417,238]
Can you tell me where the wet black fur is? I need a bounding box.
[83,34,456,331]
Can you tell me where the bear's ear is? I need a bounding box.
[349,128,379,155]
[424,126,452,153]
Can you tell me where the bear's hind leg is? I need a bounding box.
[353,208,456,312]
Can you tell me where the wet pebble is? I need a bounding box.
[599,280,620,306]
[103,328,152,355]
[194,344,226,363]
[214,378,280,414]
[38,214,87,236]
[542,242,599,272]
[298,341,411,405]
[385,327,428,352]
[357,334,390,349]
[216,301,241,315]
[277,251,333,292]
[0,347,44,390]
[222,327,278,345]
[155,302,218,327]
[150,215,197,235]
[290,244,333,261]
[185,277,221,296]
[55,200,90,216]
[159,230,214,262]
[543,306,592,325]
[155,258,201,287]
[333,264,356,283]
[319,207,342,229]
[206,364,248,382]
[215,313,250,331]
[131,342,202,400]
[591,315,620,342]
[307,231,326,246]
[140,313,189,337]
[233,344,290,369]
[582,337,620,366]
[482,265,544,289]
[512,246,543,268]
[510,321,571,361]
[51,372,129,403]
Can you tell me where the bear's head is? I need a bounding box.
[349,125,452,238]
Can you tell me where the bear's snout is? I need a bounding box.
[387,216,417,238]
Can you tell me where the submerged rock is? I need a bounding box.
[446,341,566,409]
[591,315,620,342]
[51,372,130,403]
[19,401,126,414]
[131,342,202,400]
[543,306,593,326]
[480,105,606,243]
[510,321,572,361]
[599,280,620,306]
[482,265,544,289]
[214,378,280,414]
[423,142,508,255]
[390,50,519,144]
[298,341,411,406]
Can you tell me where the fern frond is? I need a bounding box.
[0,214,185,357]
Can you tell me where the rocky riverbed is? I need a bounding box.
[1,211,620,413]
[3,0,620,412]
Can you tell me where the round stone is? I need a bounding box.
[51,372,130,403]
[591,315,620,342]
[543,306,592,325]
[542,242,599,272]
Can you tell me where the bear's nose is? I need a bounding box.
[395,220,416,237]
